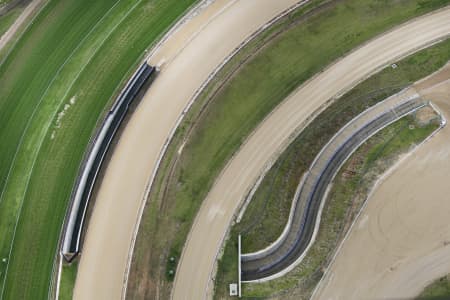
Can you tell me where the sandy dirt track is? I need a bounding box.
[73,1,301,299]
[173,8,450,300]
[313,69,450,300]
[0,0,44,52]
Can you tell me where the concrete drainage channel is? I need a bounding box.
[240,93,427,282]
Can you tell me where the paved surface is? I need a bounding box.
[173,7,450,300]
[0,0,44,52]
[73,1,301,299]
[313,67,450,300]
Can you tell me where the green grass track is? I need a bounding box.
[0,0,196,299]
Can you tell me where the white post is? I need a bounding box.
[238,234,242,298]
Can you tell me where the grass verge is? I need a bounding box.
[0,6,22,36]
[0,0,19,6]
[58,262,77,300]
[0,0,197,298]
[0,3,43,63]
[418,275,450,300]
[127,0,450,299]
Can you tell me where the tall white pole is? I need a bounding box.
[238,234,242,298]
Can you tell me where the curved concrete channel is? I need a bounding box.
[241,94,425,281]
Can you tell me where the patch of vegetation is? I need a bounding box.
[58,262,77,300]
[0,6,21,37]
[0,2,43,63]
[417,0,450,10]
[165,248,180,281]
[128,0,450,299]
[0,0,197,298]
[0,0,19,7]
[418,275,450,300]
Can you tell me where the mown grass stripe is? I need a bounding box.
[0,0,124,290]
[0,0,197,298]
[0,0,149,298]
[0,0,50,65]
[0,0,116,200]
[0,1,111,202]
[0,0,125,206]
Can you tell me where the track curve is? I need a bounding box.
[72,1,301,299]
[173,7,450,299]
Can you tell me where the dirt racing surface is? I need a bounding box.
[73,1,301,299]
[313,66,450,300]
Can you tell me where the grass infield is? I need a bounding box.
[0,0,196,298]
[127,0,450,299]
